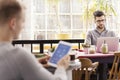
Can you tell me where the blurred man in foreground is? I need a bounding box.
[0,0,69,80]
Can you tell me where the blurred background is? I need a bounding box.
[20,0,120,40]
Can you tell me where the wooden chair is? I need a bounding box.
[72,58,99,80]
[109,52,120,80]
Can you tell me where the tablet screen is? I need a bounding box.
[48,41,71,67]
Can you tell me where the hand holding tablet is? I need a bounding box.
[57,55,70,69]
[48,41,72,67]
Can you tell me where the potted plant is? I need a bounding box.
[82,43,91,54]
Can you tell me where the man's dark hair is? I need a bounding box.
[93,10,105,19]
[0,0,22,23]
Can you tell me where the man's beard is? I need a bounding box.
[97,25,105,29]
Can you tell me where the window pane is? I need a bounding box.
[72,0,83,13]
[60,15,71,29]
[47,15,59,29]
[34,15,45,29]
[46,2,56,13]
[59,0,70,13]
[72,15,83,29]
[72,30,83,39]
[33,0,45,13]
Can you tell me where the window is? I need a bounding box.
[32,0,85,40]
[21,0,120,40]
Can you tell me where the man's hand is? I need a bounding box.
[38,55,50,64]
[57,55,70,69]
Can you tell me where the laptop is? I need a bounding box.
[96,37,119,53]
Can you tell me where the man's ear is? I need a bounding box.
[9,18,16,30]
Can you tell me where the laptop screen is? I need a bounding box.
[96,37,119,52]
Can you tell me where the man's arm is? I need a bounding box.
[85,31,92,45]
[111,31,116,37]
[15,48,67,80]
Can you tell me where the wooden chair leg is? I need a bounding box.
[79,69,83,80]
[109,56,117,80]
[118,68,120,79]
[72,69,81,80]
[77,69,81,80]
[108,53,120,80]
[72,70,76,80]
[113,63,118,80]
[85,69,89,80]
[75,69,79,80]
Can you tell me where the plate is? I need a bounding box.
[69,59,81,67]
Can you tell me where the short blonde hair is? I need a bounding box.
[0,0,22,23]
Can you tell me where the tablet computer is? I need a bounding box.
[48,41,72,67]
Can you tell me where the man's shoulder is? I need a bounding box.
[106,29,116,37]
[12,46,31,55]
[106,29,115,33]
[11,46,34,62]
[87,29,96,33]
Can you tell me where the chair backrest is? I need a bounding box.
[79,58,93,68]
[109,52,120,80]
[72,58,99,80]
[79,58,99,80]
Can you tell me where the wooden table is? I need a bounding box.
[76,52,114,80]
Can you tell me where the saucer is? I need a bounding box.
[69,59,81,67]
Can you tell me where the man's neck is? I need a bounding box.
[0,28,12,42]
[97,27,105,33]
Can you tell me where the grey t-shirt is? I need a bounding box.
[85,28,116,45]
[0,42,67,80]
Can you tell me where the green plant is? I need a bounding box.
[49,47,55,52]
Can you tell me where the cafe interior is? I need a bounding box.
[7,0,120,80]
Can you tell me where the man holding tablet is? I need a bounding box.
[0,0,70,80]
[48,41,72,67]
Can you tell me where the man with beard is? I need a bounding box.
[85,10,116,45]
[85,10,116,80]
